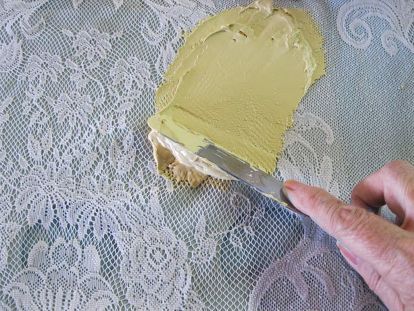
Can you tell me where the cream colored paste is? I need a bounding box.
[148,0,325,185]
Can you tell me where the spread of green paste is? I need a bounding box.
[148,0,325,174]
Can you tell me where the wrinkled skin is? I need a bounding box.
[284,160,414,311]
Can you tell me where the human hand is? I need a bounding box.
[283,160,414,310]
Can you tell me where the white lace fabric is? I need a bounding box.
[0,0,412,310]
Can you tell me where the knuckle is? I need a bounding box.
[326,201,345,231]
[383,160,411,175]
[307,187,332,210]
[404,185,414,205]
[350,186,358,198]
[350,185,362,202]
[377,237,398,264]
[403,178,414,204]
[308,187,341,211]
[331,206,370,238]
[394,237,414,268]
[383,160,414,204]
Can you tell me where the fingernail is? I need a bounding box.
[282,180,302,207]
[283,180,299,193]
[337,241,358,266]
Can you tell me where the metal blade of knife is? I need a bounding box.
[196,143,305,216]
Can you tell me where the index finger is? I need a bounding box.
[283,180,408,275]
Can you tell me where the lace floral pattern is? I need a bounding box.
[248,219,335,310]
[0,186,20,274]
[278,112,339,196]
[16,163,74,229]
[51,92,93,125]
[0,0,47,73]
[337,0,414,55]
[3,238,118,310]
[0,0,407,309]
[25,53,64,86]
[121,226,191,309]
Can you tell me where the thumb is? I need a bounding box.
[283,180,406,276]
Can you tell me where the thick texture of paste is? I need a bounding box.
[148,130,233,181]
[148,0,325,177]
[148,132,207,187]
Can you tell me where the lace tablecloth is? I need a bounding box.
[1,0,413,310]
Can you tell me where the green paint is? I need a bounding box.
[148,0,325,173]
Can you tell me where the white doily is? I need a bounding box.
[1,0,413,309]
